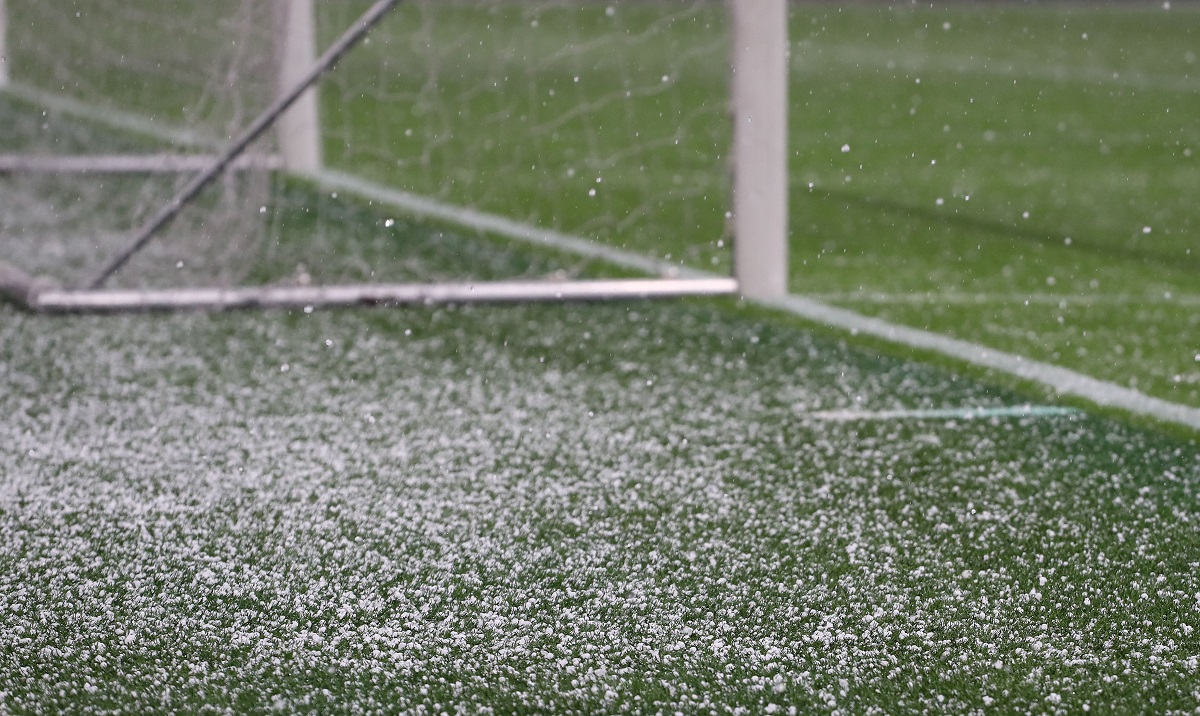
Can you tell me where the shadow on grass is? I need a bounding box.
[804,187,1199,274]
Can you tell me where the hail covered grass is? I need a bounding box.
[1,301,1198,714]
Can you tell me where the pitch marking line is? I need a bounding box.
[804,405,1081,422]
[815,292,1200,307]
[3,83,221,149]
[311,169,708,281]
[794,43,1200,95]
[310,175,1200,432]
[769,295,1200,431]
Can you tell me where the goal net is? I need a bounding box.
[0,0,754,311]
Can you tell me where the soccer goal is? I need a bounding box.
[0,0,786,313]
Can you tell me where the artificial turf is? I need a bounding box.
[3,294,1200,714]
[317,2,1200,408]
[3,3,1200,713]
[3,103,1200,713]
[5,1,1197,406]
[786,5,1200,409]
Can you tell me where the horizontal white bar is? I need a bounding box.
[28,277,739,313]
[0,153,282,174]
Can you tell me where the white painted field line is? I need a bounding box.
[766,295,1200,431]
[310,169,709,281]
[4,82,221,149]
[804,405,1081,423]
[794,43,1200,95]
[815,291,1200,308]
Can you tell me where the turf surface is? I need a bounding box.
[3,297,1200,714]
[316,2,1200,408]
[5,2,1197,407]
[3,4,1200,713]
[787,5,1200,409]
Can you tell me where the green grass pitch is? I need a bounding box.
[316,2,1200,408]
[3,291,1200,713]
[2,2,1200,714]
[6,1,1197,405]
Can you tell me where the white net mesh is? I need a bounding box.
[1,1,732,291]
[2,0,279,288]
[317,1,730,262]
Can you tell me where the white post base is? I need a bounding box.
[730,0,789,299]
[0,0,11,87]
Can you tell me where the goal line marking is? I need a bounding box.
[814,291,1200,307]
[311,169,706,281]
[2,82,222,149]
[796,43,1200,95]
[803,405,1080,422]
[767,295,1200,431]
[310,171,1200,431]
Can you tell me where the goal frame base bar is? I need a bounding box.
[0,153,283,174]
[0,270,738,314]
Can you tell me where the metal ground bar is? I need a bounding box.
[0,153,283,174]
[22,277,740,313]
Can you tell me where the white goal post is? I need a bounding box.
[731,0,789,300]
[0,0,8,88]
[0,0,788,312]
[276,0,322,175]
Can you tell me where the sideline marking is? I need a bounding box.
[6,87,1200,432]
[4,83,220,149]
[815,291,1200,307]
[768,295,1200,431]
[804,405,1080,422]
[311,169,706,281]
[794,43,1200,95]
